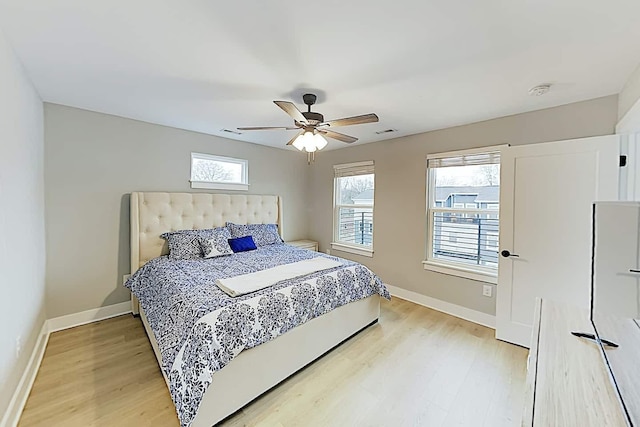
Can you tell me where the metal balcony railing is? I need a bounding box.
[338,208,373,246]
[432,211,499,267]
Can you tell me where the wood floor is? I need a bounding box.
[19,298,528,427]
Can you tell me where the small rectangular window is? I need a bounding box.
[190,153,248,191]
[332,161,374,257]
[424,147,502,283]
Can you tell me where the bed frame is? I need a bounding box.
[129,192,381,426]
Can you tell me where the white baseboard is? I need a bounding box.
[47,301,132,333]
[0,322,49,427]
[385,284,496,329]
[1,301,133,427]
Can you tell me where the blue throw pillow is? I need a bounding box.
[228,236,257,253]
[226,222,283,247]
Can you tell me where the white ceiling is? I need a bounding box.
[1,0,640,151]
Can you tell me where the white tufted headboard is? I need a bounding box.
[129,192,283,315]
[130,192,283,271]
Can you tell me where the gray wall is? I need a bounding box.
[0,29,46,417]
[307,95,619,315]
[619,62,640,121]
[42,95,620,319]
[44,104,310,318]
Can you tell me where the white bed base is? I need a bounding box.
[140,296,379,426]
[129,192,381,426]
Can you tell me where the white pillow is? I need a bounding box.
[203,238,230,258]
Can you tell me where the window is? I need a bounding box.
[332,161,374,257]
[190,153,248,191]
[424,147,501,283]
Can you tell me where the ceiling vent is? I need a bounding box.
[221,128,242,135]
[375,129,397,135]
[528,84,551,96]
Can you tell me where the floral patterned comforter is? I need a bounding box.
[125,244,389,427]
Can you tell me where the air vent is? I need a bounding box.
[375,129,397,135]
[528,84,551,96]
[221,129,242,135]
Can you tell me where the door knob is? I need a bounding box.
[501,250,519,258]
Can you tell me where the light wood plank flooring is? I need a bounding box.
[19,298,527,427]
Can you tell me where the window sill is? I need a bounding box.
[190,181,249,191]
[331,242,374,258]
[422,260,497,284]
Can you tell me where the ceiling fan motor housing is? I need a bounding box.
[300,93,323,124]
[302,93,317,106]
[301,111,324,124]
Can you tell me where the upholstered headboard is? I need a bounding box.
[130,192,283,270]
[129,192,283,314]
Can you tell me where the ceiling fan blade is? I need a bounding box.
[274,101,308,124]
[318,129,358,143]
[320,113,379,128]
[237,126,299,131]
[286,130,304,146]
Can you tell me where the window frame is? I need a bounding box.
[331,161,375,258]
[190,152,249,191]
[423,146,506,284]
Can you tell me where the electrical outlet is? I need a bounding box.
[482,285,493,298]
[16,336,22,358]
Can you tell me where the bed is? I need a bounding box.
[125,192,389,427]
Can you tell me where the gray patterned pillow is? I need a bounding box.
[198,227,233,258]
[160,230,202,260]
[226,222,283,247]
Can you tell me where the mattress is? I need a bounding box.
[125,244,389,426]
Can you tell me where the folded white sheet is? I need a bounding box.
[216,257,342,297]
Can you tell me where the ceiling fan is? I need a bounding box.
[238,93,379,152]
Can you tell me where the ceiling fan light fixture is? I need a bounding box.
[303,131,317,152]
[292,134,306,151]
[314,133,328,150]
[293,130,319,152]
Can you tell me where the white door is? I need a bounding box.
[496,135,619,347]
